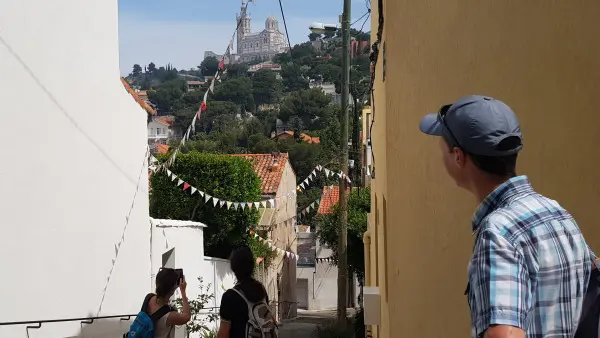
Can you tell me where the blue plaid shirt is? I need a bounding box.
[468,175,592,337]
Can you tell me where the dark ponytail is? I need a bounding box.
[230,245,255,282]
[155,268,179,298]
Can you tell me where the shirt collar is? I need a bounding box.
[471,175,533,233]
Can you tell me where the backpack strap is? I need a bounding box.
[141,293,154,313]
[150,305,172,324]
[231,288,254,314]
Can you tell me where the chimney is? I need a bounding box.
[269,153,279,172]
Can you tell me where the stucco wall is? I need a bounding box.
[0,0,150,337]
[368,1,600,337]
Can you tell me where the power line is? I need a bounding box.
[351,10,371,27]
[277,0,294,58]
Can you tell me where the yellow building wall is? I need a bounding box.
[367,1,600,337]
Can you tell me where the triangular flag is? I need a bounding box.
[220,200,226,208]
[254,233,259,238]
[302,210,306,216]
[261,201,267,208]
[269,199,275,208]
[316,199,320,205]
[171,174,177,182]
[166,169,172,177]
[325,168,331,177]
[191,114,197,129]
[177,179,184,186]
[183,183,191,191]
[209,81,215,94]
[241,202,246,210]
[213,198,219,207]
[191,187,197,194]
[227,201,233,209]
[218,58,225,70]
[310,202,315,209]
[254,202,260,209]
[199,191,205,197]
[234,203,239,210]
[205,194,212,203]
[300,183,305,189]
[201,101,207,112]
[286,252,291,258]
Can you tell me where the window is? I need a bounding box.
[162,128,166,135]
[156,128,160,135]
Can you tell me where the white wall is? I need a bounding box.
[151,219,236,337]
[0,1,150,337]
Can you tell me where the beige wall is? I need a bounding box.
[368,1,600,337]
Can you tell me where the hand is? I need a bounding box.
[179,278,187,293]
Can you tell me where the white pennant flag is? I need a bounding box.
[171,174,177,181]
[199,191,205,197]
[191,187,197,194]
[254,202,260,209]
[325,168,331,177]
[310,202,315,209]
[317,165,322,171]
[227,201,233,210]
[203,90,209,103]
[205,194,212,203]
[234,203,239,210]
[241,202,246,210]
[181,136,186,147]
[166,169,172,177]
[286,252,291,258]
[191,114,197,129]
[269,199,275,208]
[177,179,184,186]
[220,200,226,208]
[261,201,267,208]
[213,198,219,207]
[300,183,305,190]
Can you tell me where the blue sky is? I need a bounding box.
[118,0,371,75]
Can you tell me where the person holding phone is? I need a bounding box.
[145,268,191,338]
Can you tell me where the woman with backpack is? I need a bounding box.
[217,245,278,338]
[125,268,191,338]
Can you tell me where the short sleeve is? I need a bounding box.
[469,229,531,334]
[219,290,235,322]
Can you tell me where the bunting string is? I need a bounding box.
[158,2,251,171]
[152,164,349,210]
[249,230,296,260]
[296,185,336,220]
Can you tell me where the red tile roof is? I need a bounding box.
[273,131,320,144]
[155,144,169,154]
[231,153,289,194]
[317,186,350,215]
[121,78,157,116]
[154,116,175,127]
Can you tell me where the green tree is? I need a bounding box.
[251,69,282,106]
[199,56,220,77]
[132,64,142,76]
[315,186,370,279]
[212,77,254,111]
[279,88,332,130]
[147,62,157,74]
[147,78,187,113]
[150,152,265,258]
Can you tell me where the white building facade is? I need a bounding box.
[0,0,151,337]
[236,1,289,63]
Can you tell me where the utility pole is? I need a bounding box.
[337,0,351,325]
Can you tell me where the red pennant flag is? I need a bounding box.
[201,101,207,112]
[218,58,225,70]
[183,183,191,191]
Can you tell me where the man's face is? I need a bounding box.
[438,138,467,188]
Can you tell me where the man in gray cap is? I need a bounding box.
[419,95,594,338]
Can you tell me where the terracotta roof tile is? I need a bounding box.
[231,153,289,194]
[155,144,169,154]
[273,131,320,144]
[121,78,157,116]
[154,116,174,127]
[317,186,349,215]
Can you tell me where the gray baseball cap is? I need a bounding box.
[419,95,523,156]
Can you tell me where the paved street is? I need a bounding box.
[279,309,340,338]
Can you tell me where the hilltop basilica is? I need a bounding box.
[235,0,289,63]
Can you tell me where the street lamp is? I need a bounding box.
[309,22,339,35]
[309,1,351,324]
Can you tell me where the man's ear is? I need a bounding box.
[454,147,467,168]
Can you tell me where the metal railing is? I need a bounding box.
[0,314,136,337]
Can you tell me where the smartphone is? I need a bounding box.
[175,268,184,284]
